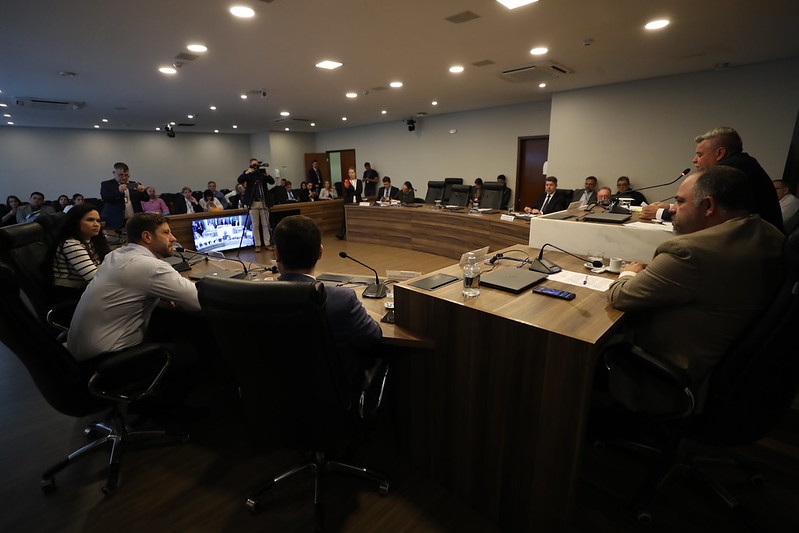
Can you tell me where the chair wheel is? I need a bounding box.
[636,510,653,524]
[41,477,56,492]
[749,474,766,486]
[246,498,259,512]
[378,481,389,496]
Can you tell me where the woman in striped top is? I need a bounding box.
[51,204,110,301]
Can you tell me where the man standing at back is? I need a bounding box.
[101,162,148,231]
[68,213,200,362]
[641,127,783,231]
[606,166,784,412]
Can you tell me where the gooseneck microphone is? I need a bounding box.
[529,243,603,274]
[339,251,388,298]
[609,168,691,213]
[174,243,249,277]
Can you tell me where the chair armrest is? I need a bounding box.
[88,343,172,403]
[46,299,78,333]
[359,359,389,420]
[602,341,696,417]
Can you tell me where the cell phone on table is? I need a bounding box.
[532,286,576,300]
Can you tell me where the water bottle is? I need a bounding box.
[462,252,481,297]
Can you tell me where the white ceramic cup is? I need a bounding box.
[608,257,623,273]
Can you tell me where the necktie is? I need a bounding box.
[542,194,551,212]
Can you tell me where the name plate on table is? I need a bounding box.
[359,201,371,206]
[500,214,516,222]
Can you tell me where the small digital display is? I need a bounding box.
[191,214,254,253]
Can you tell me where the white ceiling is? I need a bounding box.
[1,0,798,134]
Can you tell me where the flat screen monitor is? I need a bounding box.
[191,214,253,253]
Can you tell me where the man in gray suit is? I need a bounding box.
[572,176,598,207]
[606,165,784,413]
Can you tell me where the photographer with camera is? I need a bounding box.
[237,158,275,252]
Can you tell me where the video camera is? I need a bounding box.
[249,161,269,171]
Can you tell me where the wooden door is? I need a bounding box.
[516,136,549,210]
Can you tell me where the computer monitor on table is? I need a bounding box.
[192,214,254,253]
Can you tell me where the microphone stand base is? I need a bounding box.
[362,284,388,299]
[529,258,562,274]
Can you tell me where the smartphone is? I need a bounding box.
[533,286,576,300]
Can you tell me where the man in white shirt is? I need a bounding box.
[773,179,799,226]
[68,213,200,361]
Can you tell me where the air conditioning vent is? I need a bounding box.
[272,117,311,124]
[497,61,574,83]
[15,97,85,111]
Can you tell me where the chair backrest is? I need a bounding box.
[424,181,445,204]
[36,211,67,248]
[448,184,472,207]
[0,221,55,320]
[197,278,353,449]
[0,262,103,418]
[480,182,504,210]
[692,228,799,445]
[442,178,463,203]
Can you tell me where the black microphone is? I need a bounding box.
[169,242,192,272]
[529,243,603,274]
[609,168,691,213]
[339,251,387,298]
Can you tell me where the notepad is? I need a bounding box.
[408,273,459,291]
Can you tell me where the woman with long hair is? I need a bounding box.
[1,195,22,226]
[50,204,111,300]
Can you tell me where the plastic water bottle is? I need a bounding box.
[462,252,481,297]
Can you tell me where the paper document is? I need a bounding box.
[547,270,615,292]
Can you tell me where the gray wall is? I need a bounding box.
[0,128,252,200]
[548,58,799,195]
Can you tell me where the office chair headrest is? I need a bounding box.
[0,221,46,249]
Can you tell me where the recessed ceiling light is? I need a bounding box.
[0,103,7,107]
[230,6,255,18]
[102,118,108,122]
[389,81,403,88]
[530,47,548,55]
[187,114,195,119]
[645,19,670,30]
[497,0,539,9]
[214,129,219,133]
[94,124,101,128]
[159,66,177,74]
[432,101,438,106]
[240,94,247,99]
[345,92,358,98]
[170,121,176,125]
[316,60,343,70]
[232,124,238,129]
[156,127,161,131]
[381,110,387,115]
[209,105,217,110]
[310,122,316,127]
[342,117,347,121]
[284,128,290,131]
[7,121,14,125]
[449,66,464,73]
[3,114,10,118]
[187,44,208,53]
[280,111,290,116]
[538,82,547,88]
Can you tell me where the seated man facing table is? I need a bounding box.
[524,176,570,214]
[378,177,399,202]
[605,166,784,413]
[273,215,382,392]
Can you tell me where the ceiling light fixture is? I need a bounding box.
[539,82,547,88]
[316,60,343,70]
[284,128,289,131]
[187,44,208,53]
[449,65,464,73]
[345,92,358,98]
[3,114,10,118]
[209,105,217,110]
[230,6,255,18]
[159,66,177,74]
[389,81,403,88]
[7,121,14,125]
[645,19,670,30]
[432,101,438,106]
[232,124,238,129]
[280,111,290,116]
[497,0,539,9]
[240,94,247,99]
[102,118,109,122]
[94,125,100,129]
[530,47,548,55]
[187,114,195,119]
[310,122,316,127]
[342,117,347,121]
[381,110,387,115]
[214,129,219,133]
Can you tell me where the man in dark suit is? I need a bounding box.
[308,159,323,190]
[606,166,785,413]
[572,176,598,207]
[172,187,205,215]
[100,162,148,230]
[524,176,570,214]
[497,174,512,210]
[378,177,399,201]
[274,215,382,391]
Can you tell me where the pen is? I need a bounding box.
[583,275,588,285]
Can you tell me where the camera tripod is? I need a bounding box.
[236,174,272,256]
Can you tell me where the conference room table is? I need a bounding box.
[186,245,625,531]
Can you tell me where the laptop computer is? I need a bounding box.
[582,212,632,224]
[480,267,548,294]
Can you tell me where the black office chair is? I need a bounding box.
[599,228,799,525]
[479,182,505,210]
[0,261,185,495]
[196,278,389,531]
[448,184,472,207]
[424,181,445,204]
[442,177,463,203]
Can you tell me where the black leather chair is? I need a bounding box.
[479,182,505,210]
[0,261,185,495]
[196,278,389,530]
[0,221,56,325]
[448,184,472,207]
[442,177,463,203]
[599,228,799,524]
[424,181,445,204]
